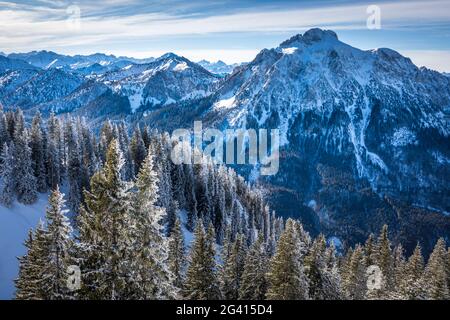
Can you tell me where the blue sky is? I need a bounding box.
[1,0,450,71]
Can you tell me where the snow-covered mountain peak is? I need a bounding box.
[158,52,181,61]
[280,28,339,48]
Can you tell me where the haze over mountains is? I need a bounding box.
[1,29,449,255]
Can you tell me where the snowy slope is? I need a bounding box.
[0,194,48,299]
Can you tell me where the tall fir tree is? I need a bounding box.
[46,113,62,189]
[392,244,406,289]
[184,221,221,299]
[373,225,393,298]
[65,119,82,213]
[305,235,343,300]
[364,234,375,267]
[168,216,186,290]
[14,128,37,204]
[342,245,366,300]
[132,148,176,299]
[266,219,309,300]
[77,139,134,300]
[15,224,50,300]
[398,243,426,299]
[42,186,74,299]
[30,111,47,193]
[0,110,9,147]
[239,234,268,300]
[424,238,449,300]
[130,127,147,175]
[220,234,246,300]
[0,143,15,207]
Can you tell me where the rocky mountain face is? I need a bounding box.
[197,29,450,254]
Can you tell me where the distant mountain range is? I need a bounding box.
[197,60,242,76]
[1,29,449,255]
[5,51,154,71]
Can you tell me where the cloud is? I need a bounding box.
[401,50,450,72]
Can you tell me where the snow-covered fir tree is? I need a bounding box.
[239,234,269,300]
[132,148,177,299]
[15,224,49,300]
[220,233,246,300]
[184,221,221,299]
[42,186,73,299]
[0,143,15,207]
[371,224,393,298]
[30,112,47,193]
[424,238,449,300]
[341,244,366,300]
[77,139,134,299]
[65,118,83,213]
[130,126,147,175]
[168,216,186,290]
[266,219,309,300]
[305,234,343,300]
[14,128,37,204]
[398,243,426,299]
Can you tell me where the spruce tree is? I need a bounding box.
[15,224,49,300]
[398,243,426,299]
[266,219,309,300]
[304,234,326,299]
[65,119,82,213]
[46,113,63,186]
[132,148,176,299]
[342,245,366,300]
[364,234,375,267]
[77,139,134,300]
[304,235,342,300]
[30,111,47,193]
[43,186,73,299]
[184,221,220,299]
[168,216,186,290]
[0,143,15,207]
[14,129,37,204]
[0,110,9,147]
[239,234,268,300]
[392,244,406,289]
[424,238,449,300]
[373,225,393,297]
[130,127,147,174]
[220,234,246,300]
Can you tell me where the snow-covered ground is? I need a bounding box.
[0,194,48,299]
